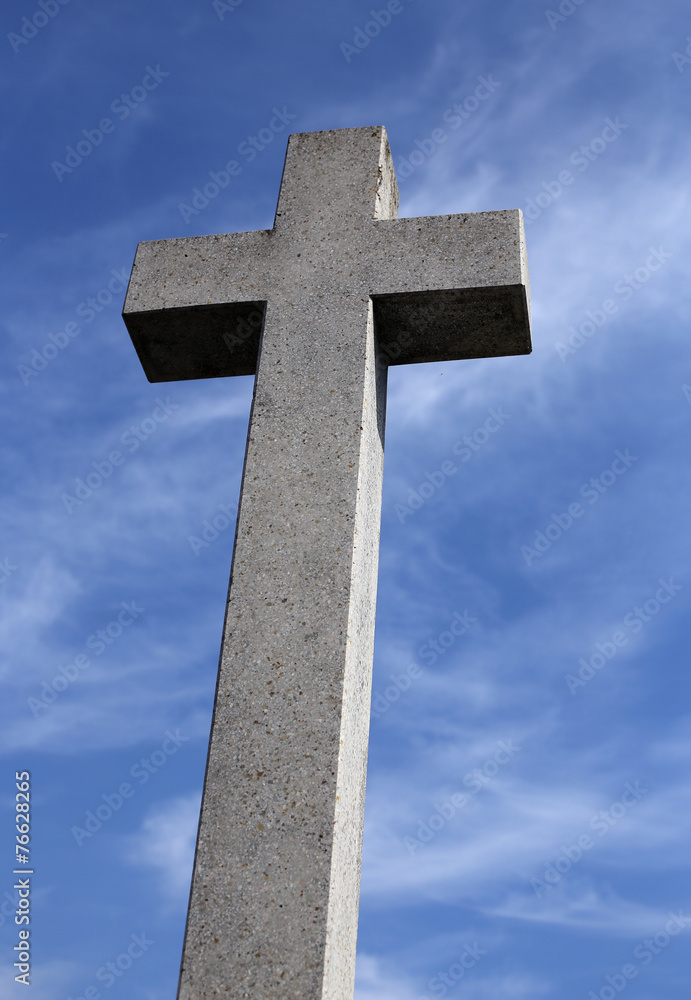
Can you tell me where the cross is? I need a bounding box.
[122,126,531,1000]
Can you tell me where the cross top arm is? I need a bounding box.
[122,126,531,382]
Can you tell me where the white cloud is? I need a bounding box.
[123,793,201,902]
[355,950,553,1000]
[0,960,81,1000]
[487,881,678,937]
[355,953,422,1000]
[0,558,81,682]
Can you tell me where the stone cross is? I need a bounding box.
[122,126,531,1000]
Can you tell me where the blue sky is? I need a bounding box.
[1,0,691,997]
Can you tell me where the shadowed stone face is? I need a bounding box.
[122,126,531,1000]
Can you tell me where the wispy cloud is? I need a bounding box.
[123,793,201,903]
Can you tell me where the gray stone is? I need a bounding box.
[122,125,531,1000]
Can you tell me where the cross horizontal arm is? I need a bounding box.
[124,231,273,381]
[124,206,529,382]
[369,209,531,365]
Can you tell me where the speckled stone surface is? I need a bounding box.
[122,126,531,1000]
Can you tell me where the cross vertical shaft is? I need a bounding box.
[178,131,397,999]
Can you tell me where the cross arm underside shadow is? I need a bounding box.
[372,285,531,366]
[125,300,266,382]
